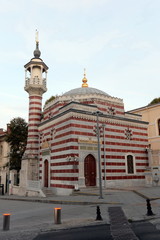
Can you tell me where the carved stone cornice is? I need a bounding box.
[25,86,47,96]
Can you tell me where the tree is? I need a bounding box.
[44,95,58,106]
[5,117,28,172]
[148,97,160,106]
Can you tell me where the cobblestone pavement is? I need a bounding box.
[109,207,138,240]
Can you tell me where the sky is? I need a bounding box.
[1,0,160,130]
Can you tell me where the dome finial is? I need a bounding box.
[33,30,41,58]
[82,68,88,87]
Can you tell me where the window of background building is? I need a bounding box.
[127,155,134,174]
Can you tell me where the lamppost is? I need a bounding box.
[92,111,103,199]
[7,152,11,195]
[102,124,106,188]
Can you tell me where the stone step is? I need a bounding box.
[42,188,54,197]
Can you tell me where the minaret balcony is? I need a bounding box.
[25,77,47,88]
[32,76,40,85]
[25,77,30,87]
[43,78,46,87]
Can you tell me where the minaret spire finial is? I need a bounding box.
[34,30,41,58]
[35,29,39,44]
[82,68,88,88]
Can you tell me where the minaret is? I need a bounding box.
[22,31,48,182]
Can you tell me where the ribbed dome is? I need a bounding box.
[63,87,110,97]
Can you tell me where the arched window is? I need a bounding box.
[127,155,134,174]
[158,119,160,135]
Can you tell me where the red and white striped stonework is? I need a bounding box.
[23,50,48,160]
[25,95,42,157]
[103,122,148,181]
[39,92,149,194]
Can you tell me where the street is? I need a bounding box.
[34,224,112,240]
[132,221,160,240]
[34,221,160,240]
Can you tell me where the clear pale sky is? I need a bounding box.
[1,0,160,130]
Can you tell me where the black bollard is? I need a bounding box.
[96,206,103,220]
[146,199,154,216]
[3,214,11,231]
[54,208,61,224]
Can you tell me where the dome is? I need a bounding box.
[63,87,110,97]
[63,70,110,97]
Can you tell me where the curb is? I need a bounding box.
[132,190,148,200]
[132,189,160,201]
[0,196,121,205]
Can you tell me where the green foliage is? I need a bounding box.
[44,95,57,106]
[148,97,160,106]
[5,117,28,172]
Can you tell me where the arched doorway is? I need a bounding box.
[84,154,96,186]
[44,159,49,188]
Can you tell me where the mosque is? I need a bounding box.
[18,36,149,196]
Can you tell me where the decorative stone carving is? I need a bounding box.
[107,107,116,115]
[125,127,132,140]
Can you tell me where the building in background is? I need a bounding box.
[129,103,160,185]
[0,126,10,192]
[17,37,149,196]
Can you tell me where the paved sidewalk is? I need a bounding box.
[1,186,160,220]
[0,186,160,239]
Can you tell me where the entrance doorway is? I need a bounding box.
[44,159,49,188]
[84,154,96,186]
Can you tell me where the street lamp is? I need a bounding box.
[92,111,103,199]
[102,124,106,188]
[7,152,11,195]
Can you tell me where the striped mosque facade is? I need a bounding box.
[38,96,148,195]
